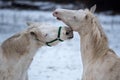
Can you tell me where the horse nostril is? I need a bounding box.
[66,31,73,39]
[55,12,58,14]
[53,11,59,16]
[65,27,73,39]
[66,31,70,35]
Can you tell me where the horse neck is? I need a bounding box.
[79,17,109,66]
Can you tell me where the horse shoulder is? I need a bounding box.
[93,49,120,80]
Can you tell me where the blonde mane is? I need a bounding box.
[81,9,120,80]
[79,10,110,61]
[1,32,30,59]
[89,14,109,58]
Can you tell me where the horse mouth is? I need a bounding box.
[56,17,61,20]
[53,13,62,20]
[68,36,73,39]
[55,17,73,31]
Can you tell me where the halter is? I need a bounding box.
[46,27,64,46]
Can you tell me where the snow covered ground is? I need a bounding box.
[0,9,120,80]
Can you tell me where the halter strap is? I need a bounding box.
[46,27,63,46]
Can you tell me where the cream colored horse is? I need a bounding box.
[53,5,120,80]
[0,22,73,80]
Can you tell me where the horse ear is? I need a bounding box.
[30,29,45,43]
[90,4,96,13]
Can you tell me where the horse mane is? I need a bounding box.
[1,32,30,58]
[88,11,109,58]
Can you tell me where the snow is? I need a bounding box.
[0,9,120,80]
[29,36,82,80]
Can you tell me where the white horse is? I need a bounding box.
[0,22,73,80]
[53,5,120,80]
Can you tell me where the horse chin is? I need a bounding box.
[64,23,73,31]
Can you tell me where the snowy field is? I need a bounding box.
[0,9,120,80]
